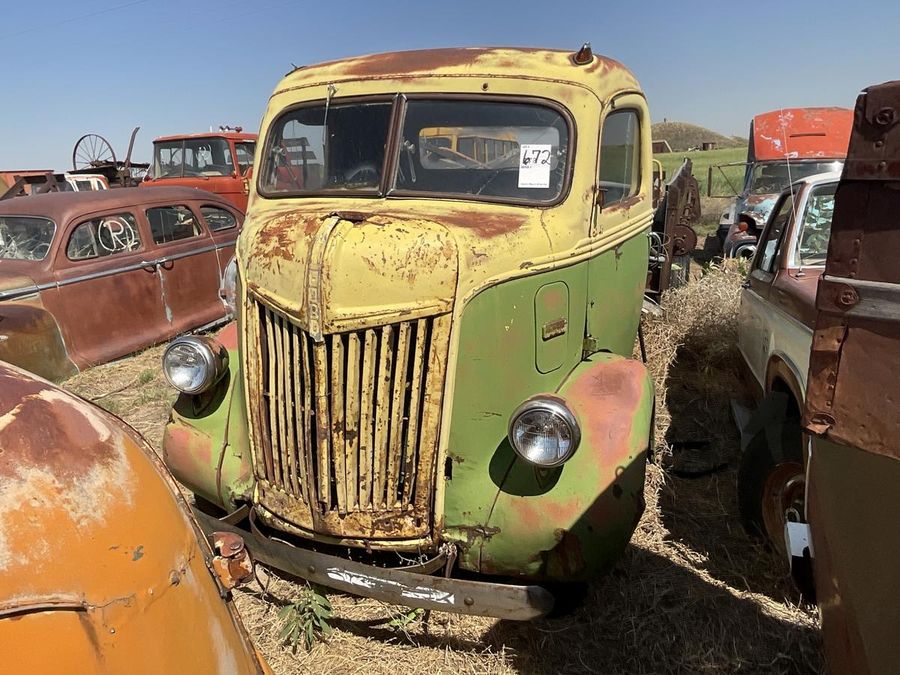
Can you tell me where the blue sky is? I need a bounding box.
[2,0,897,168]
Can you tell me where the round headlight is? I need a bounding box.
[220,257,238,318]
[162,336,228,394]
[508,396,581,467]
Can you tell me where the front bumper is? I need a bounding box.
[192,508,555,621]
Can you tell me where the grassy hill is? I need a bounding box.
[652,121,745,152]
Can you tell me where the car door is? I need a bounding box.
[145,202,224,334]
[738,191,794,387]
[47,209,167,368]
[802,80,900,674]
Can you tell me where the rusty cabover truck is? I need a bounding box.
[0,361,268,673]
[794,81,900,673]
[0,187,242,380]
[142,131,257,212]
[161,46,656,619]
[711,107,851,257]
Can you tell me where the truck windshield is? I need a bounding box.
[259,98,570,203]
[0,216,55,261]
[260,101,393,194]
[153,138,235,178]
[396,100,569,203]
[750,160,842,195]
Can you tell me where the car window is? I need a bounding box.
[67,213,142,260]
[797,183,836,267]
[599,110,641,206]
[146,205,201,244]
[201,206,237,232]
[757,194,794,273]
[0,216,55,261]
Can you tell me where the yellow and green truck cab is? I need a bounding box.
[161,46,655,619]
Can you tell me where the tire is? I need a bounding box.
[545,582,589,617]
[737,414,804,550]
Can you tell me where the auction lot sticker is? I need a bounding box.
[518,144,552,188]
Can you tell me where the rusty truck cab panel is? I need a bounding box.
[162,46,656,619]
[801,81,900,674]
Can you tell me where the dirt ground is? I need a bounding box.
[64,261,822,674]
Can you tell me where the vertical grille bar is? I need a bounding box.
[372,325,394,508]
[300,331,317,507]
[413,314,451,508]
[344,333,361,511]
[387,322,411,507]
[280,315,300,496]
[273,314,289,490]
[264,309,282,484]
[357,329,376,508]
[401,318,428,502]
[330,335,347,513]
[253,307,275,482]
[313,342,332,509]
[290,322,308,502]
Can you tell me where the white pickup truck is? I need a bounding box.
[735,170,839,552]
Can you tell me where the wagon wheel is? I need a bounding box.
[72,134,117,170]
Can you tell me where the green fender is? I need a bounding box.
[162,322,254,511]
[473,353,652,581]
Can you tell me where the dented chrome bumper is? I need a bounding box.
[192,508,555,620]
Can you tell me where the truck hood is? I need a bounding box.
[241,209,459,333]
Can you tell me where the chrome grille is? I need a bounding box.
[249,300,449,538]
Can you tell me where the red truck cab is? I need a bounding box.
[142,131,257,212]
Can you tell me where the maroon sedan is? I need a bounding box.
[0,187,241,380]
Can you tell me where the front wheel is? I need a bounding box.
[737,420,805,554]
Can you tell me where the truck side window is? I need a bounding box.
[757,194,793,273]
[599,110,641,206]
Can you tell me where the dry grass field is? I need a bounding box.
[63,259,822,674]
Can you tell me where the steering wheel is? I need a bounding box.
[343,162,379,187]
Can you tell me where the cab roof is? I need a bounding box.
[751,107,853,161]
[0,186,232,223]
[275,47,640,98]
[153,132,257,143]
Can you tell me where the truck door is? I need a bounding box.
[587,97,651,355]
[802,80,900,674]
[738,191,794,386]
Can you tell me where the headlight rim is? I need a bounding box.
[162,335,227,395]
[507,395,581,468]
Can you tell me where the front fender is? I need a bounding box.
[0,299,77,381]
[162,323,254,511]
[472,353,653,581]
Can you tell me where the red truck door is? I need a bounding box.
[803,81,900,674]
